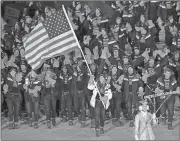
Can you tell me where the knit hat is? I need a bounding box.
[90,62,97,68]
[108,38,116,46]
[127,65,133,70]
[91,17,97,23]
[75,10,81,16]
[111,65,117,70]
[123,55,129,59]
[61,64,67,69]
[46,67,53,73]
[75,1,81,7]
[16,43,23,49]
[13,47,19,54]
[116,16,122,20]
[20,60,26,66]
[149,56,155,61]
[166,1,172,9]
[139,99,148,106]
[168,15,173,21]
[9,67,18,73]
[99,17,109,24]
[100,17,109,31]
[164,66,172,73]
[76,57,83,62]
[43,61,51,68]
[100,73,105,78]
[113,44,119,51]
[134,46,140,50]
[96,7,101,12]
[25,16,32,24]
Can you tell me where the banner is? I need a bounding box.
[4,5,20,25]
[4,5,20,18]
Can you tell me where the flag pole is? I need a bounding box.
[62,5,106,108]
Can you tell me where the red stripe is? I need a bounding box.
[29,39,77,66]
[25,31,47,48]
[23,25,44,44]
[32,47,77,70]
[24,36,49,56]
[25,33,74,60]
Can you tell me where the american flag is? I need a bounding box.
[23,9,79,70]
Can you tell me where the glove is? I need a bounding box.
[72,1,76,7]
[50,79,56,87]
[77,65,81,72]
[73,71,77,76]
[157,50,167,58]
[152,113,156,120]
[114,26,119,32]
[23,84,28,90]
[160,95,165,99]
[153,50,158,58]
[141,27,147,35]
[3,84,8,94]
[112,82,116,87]
[135,27,140,31]
[138,87,144,93]
[16,72,23,82]
[139,1,145,6]
[155,88,163,94]
[100,48,107,59]
[117,75,124,85]
[1,61,5,69]
[142,74,148,83]
[100,96,108,104]
[116,85,121,92]
[111,4,116,9]
[176,87,180,92]
[90,74,95,82]
[29,1,33,7]
[141,48,150,59]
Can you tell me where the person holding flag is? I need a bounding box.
[88,73,112,137]
[86,62,99,128]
